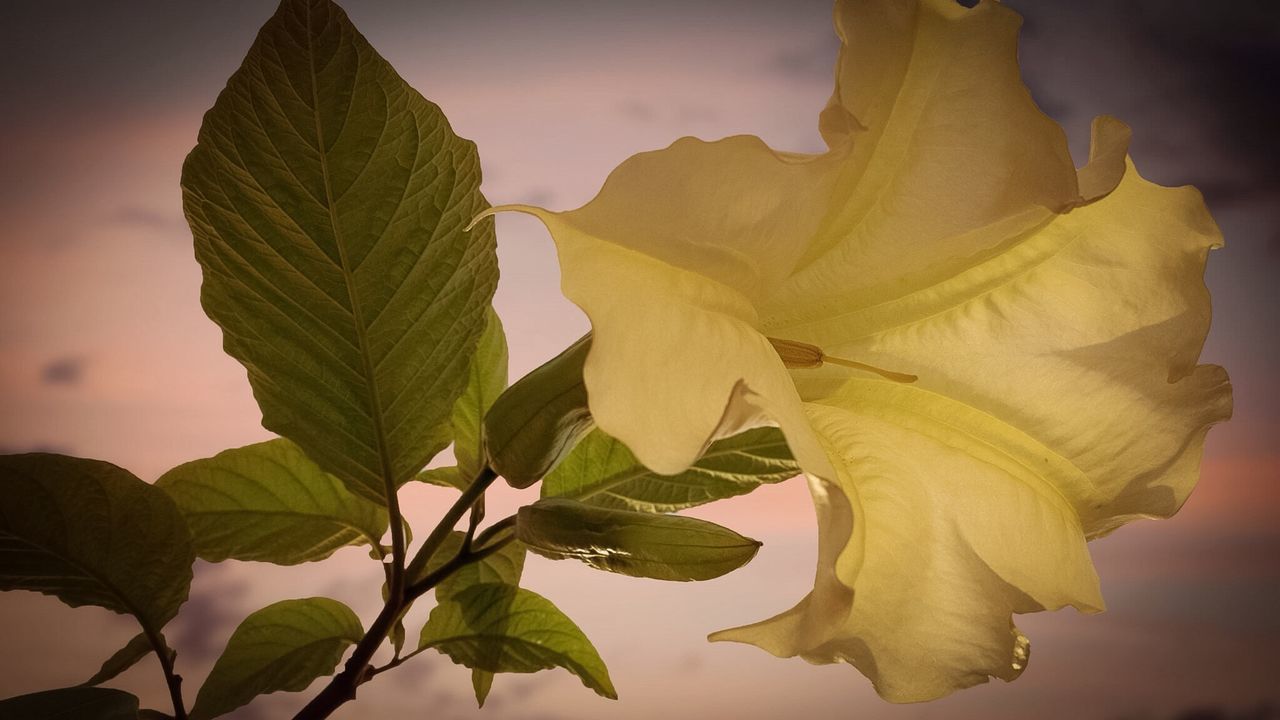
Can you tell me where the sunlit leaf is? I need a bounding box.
[517,498,761,581]
[190,597,363,720]
[544,426,797,512]
[0,454,193,632]
[483,335,593,488]
[419,583,615,699]
[182,0,497,504]
[0,687,139,720]
[451,308,508,480]
[156,439,388,565]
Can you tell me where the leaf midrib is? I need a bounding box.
[304,3,398,500]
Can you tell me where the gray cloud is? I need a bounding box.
[40,356,85,385]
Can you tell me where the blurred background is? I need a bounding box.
[1,1,1277,718]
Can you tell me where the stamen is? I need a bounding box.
[768,338,825,369]
[767,337,917,383]
[820,355,918,383]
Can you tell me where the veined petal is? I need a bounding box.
[774,152,1232,536]
[523,135,845,298]
[785,0,1081,317]
[498,205,833,481]
[713,398,1103,702]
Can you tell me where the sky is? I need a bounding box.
[1,1,1277,719]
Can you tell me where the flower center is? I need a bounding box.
[767,337,917,383]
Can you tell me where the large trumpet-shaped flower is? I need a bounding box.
[493,0,1231,702]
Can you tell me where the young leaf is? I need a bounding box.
[181,0,498,504]
[190,597,363,720]
[544,426,798,512]
[451,540,525,707]
[517,498,761,582]
[484,335,593,488]
[414,465,468,492]
[156,439,388,565]
[0,454,194,630]
[0,687,139,720]
[451,308,508,480]
[437,539,526,601]
[419,583,616,700]
[419,531,527,707]
[81,632,167,687]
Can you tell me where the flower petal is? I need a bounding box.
[783,0,1082,322]
[498,204,833,480]
[774,152,1232,536]
[713,395,1104,702]
[523,135,845,298]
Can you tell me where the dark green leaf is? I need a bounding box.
[517,498,761,581]
[451,309,508,480]
[81,632,165,687]
[0,687,138,720]
[419,583,615,699]
[182,0,497,504]
[544,427,797,512]
[0,454,193,631]
[156,440,388,565]
[190,597,363,720]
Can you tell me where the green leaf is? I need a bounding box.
[181,0,497,504]
[0,454,194,630]
[517,498,761,582]
[156,439,388,565]
[419,583,615,700]
[544,426,798,512]
[418,531,527,706]
[81,632,166,687]
[437,538,526,601]
[452,308,508,480]
[0,687,139,720]
[414,465,468,492]
[190,597,363,720]
[471,670,496,708]
[484,335,593,488]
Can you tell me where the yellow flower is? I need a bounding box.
[489,0,1231,702]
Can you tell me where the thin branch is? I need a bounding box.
[142,624,186,720]
[292,465,501,720]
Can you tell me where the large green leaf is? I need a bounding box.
[181,0,497,504]
[416,530,526,706]
[190,597,363,720]
[517,498,761,582]
[458,540,525,707]
[543,427,797,512]
[0,454,194,630]
[156,439,388,565]
[419,583,615,700]
[0,687,139,720]
[451,308,508,481]
[81,632,168,688]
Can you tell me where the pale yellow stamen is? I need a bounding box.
[768,337,917,383]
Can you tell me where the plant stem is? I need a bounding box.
[143,624,186,720]
[291,466,501,720]
[404,467,498,583]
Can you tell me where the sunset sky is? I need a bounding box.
[1,1,1277,719]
